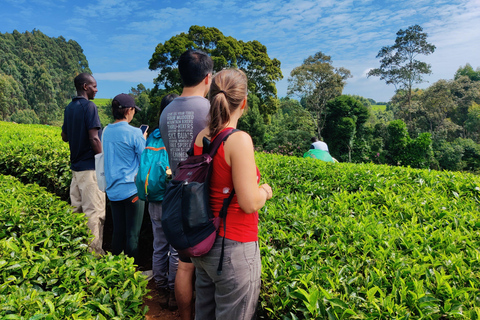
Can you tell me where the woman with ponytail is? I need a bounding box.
[190,69,272,320]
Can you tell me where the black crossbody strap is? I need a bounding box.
[217,189,235,275]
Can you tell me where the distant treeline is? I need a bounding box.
[0,29,90,125]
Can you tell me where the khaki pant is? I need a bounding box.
[70,170,106,255]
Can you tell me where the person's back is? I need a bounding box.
[190,68,273,320]
[159,96,209,174]
[158,49,213,320]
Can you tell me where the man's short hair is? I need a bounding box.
[311,137,319,143]
[178,50,213,87]
[74,73,95,92]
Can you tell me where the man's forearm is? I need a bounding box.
[90,137,102,154]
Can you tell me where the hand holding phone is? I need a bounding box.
[140,124,149,139]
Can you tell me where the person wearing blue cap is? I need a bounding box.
[102,93,146,262]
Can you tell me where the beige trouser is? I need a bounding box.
[70,170,106,255]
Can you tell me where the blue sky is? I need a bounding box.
[2,0,479,103]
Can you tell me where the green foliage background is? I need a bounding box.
[0,29,90,125]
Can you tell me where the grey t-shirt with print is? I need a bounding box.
[159,95,210,175]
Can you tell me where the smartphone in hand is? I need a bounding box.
[140,124,149,134]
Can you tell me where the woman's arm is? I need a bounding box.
[225,131,272,214]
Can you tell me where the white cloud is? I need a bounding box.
[94,69,158,82]
[75,0,139,19]
[2,0,478,102]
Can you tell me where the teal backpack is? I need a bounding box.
[135,128,170,202]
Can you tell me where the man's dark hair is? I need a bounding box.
[74,73,94,92]
[159,93,179,116]
[111,99,130,120]
[178,50,213,87]
[311,137,319,143]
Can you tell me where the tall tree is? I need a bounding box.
[287,51,351,138]
[455,63,480,82]
[263,97,316,156]
[128,84,152,128]
[449,76,480,128]
[237,93,266,146]
[148,25,282,120]
[0,29,91,124]
[322,95,369,162]
[368,25,435,110]
[0,72,27,120]
[464,102,480,142]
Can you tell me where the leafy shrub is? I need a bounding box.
[264,130,311,157]
[8,109,41,124]
[0,174,148,319]
[3,121,480,319]
[0,121,71,199]
[256,152,480,319]
[384,120,433,169]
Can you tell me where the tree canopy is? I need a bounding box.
[323,95,369,162]
[455,63,480,82]
[148,25,283,119]
[287,51,351,138]
[367,25,435,108]
[0,29,90,124]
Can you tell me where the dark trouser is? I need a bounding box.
[110,194,144,261]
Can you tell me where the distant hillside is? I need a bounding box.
[0,29,91,125]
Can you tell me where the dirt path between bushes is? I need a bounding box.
[144,278,181,320]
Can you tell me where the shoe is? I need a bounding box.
[157,287,169,309]
[168,289,178,311]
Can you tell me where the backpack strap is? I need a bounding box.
[208,128,239,158]
[216,189,235,275]
[208,128,240,275]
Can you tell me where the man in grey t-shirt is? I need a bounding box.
[159,49,213,320]
[160,95,209,174]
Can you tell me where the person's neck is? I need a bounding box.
[76,91,89,99]
[114,119,128,124]
[180,85,206,98]
[225,115,240,129]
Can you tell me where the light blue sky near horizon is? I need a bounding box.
[1,0,479,103]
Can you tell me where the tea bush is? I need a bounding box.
[256,153,480,319]
[0,121,71,200]
[0,174,148,319]
[2,122,480,319]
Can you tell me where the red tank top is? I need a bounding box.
[194,128,260,242]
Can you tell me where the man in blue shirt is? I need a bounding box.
[61,73,106,255]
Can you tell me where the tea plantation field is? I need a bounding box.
[1,121,480,319]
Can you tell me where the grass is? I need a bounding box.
[371,104,386,112]
[93,98,111,107]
